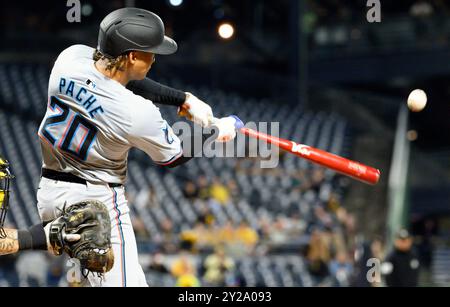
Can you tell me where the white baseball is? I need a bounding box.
[407,89,427,112]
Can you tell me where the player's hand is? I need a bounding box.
[44,220,81,255]
[212,115,244,142]
[178,92,213,128]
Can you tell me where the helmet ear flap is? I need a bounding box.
[0,158,13,239]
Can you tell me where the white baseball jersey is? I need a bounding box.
[38,44,182,184]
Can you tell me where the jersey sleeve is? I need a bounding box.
[127,96,182,165]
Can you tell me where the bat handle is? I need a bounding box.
[211,116,244,130]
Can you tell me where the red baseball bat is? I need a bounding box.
[240,127,380,185]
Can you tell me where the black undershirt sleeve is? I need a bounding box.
[127,78,186,107]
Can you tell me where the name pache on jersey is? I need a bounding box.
[58,77,104,119]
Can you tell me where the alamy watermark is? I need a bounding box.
[66,0,81,23]
[367,0,381,23]
[366,258,382,283]
[67,1,381,24]
[66,258,82,284]
[172,121,280,169]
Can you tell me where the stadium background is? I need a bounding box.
[0,0,449,287]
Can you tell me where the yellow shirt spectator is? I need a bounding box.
[176,274,201,287]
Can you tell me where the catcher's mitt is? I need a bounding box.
[48,200,114,274]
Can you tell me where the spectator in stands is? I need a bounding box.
[257,217,272,242]
[132,217,150,239]
[196,202,215,226]
[197,175,210,200]
[350,239,373,287]
[171,252,201,287]
[269,216,290,244]
[371,236,385,261]
[235,221,259,248]
[176,273,201,287]
[180,230,197,252]
[202,245,235,286]
[183,180,198,200]
[147,186,160,209]
[382,229,420,287]
[314,205,334,230]
[218,222,235,244]
[226,179,239,199]
[209,177,231,205]
[160,218,177,253]
[329,251,353,287]
[311,169,326,193]
[148,252,170,274]
[306,229,331,285]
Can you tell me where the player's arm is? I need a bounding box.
[0,223,80,256]
[166,116,244,168]
[127,78,186,107]
[127,78,213,127]
[128,99,242,168]
[0,224,48,256]
[0,229,19,255]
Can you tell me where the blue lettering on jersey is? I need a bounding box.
[83,95,97,110]
[89,106,104,118]
[59,78,66,93]
[58,77,104,119]
[75,87,87,102]
[66,81,75,96]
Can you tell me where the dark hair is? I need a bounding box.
[93,49,128,71]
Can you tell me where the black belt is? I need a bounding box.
[41,168,122,188]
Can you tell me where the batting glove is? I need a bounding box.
[213,115,244,142]
[178,92,213,128]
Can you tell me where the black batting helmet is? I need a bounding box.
[97,7,178,58]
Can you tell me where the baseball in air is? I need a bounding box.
[407,89,427,112]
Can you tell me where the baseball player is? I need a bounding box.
[36,7,242,287]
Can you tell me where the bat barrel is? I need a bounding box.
[240,127,380,185]
[303,147,381,185]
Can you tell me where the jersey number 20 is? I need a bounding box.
[40,96,97,161]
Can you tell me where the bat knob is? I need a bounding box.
[230,115,244,130]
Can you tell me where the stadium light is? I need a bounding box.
[218,22,235,40]
[81,4,93,16]
[169,0,183,7]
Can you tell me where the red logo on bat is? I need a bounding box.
[291,142,311,156]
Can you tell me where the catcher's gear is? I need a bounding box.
[48,200,114,274]
[0,157,13,239]
[97,8,177,58]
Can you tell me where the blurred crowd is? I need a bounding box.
[0,156,439,287]
[126,159,375,287]
[305,0,450,51]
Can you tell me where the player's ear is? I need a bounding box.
[127,51,138,65]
